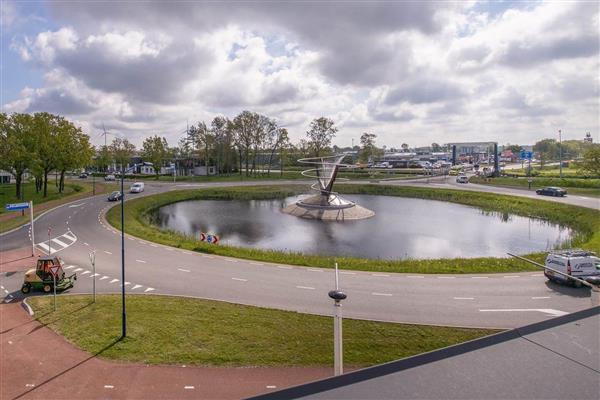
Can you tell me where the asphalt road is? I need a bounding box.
[1,178,597,328]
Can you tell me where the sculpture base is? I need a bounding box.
[282,194,375,221]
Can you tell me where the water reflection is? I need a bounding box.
[153,195,572,260]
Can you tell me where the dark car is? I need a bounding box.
[108,191,123,201]
[536,187,567,197]
[79,172,88,178]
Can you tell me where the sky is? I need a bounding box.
[1,0,598,148]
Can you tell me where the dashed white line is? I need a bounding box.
[408,276,424,279]
[144,287,155,293]
[454,297,475,300]
[184,386,195,390]
[371,292,393,296]
[136,259,147,263]
[73,268,83,272]
[532,296,551,299]
[471,276,489,279]
[103,251,112,255]
[131,284,143,290]
[225,259,238,263]
[503,276,520,279]
[372,273,390,277]
[80,271,91,275]
[177,268,190,273]
[437,276,455,279]
[100,276,109,280]
[308,268,323,272]
[277,265,292,270]
[250,262,264,266]
[104,385,114,389]
[109,279,119,284]
[232,278,248,282]
[296,286,315,290]
[90,273,100,278]
[266,385,277,389]
[150,244,158,248]
[340,271,356,275]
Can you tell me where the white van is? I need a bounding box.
[544,249,600,287]
[130,182,145,193]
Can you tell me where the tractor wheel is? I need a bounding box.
[43,284,52,293]
[21,283,31,294]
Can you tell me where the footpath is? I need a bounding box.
[0,249,331,400]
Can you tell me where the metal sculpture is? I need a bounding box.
[297,154,355,210]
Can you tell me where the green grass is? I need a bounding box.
[471,176,600,197]
[106,184,600,274]
[28,294,497,366]
[507,166,597,179]
[0,181,84,215]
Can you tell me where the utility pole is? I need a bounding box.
[558,129,563,178]
[120,164,127,338]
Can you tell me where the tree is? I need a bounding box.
[142,135,169,179]
[578,144,600,177]
[109,137,136,173]
[505,144,523,154]
[266,127,289,175]
[0,113,35,198]
[306,117,337,157]
[359,132,382,163]
[431,143,442,152]
[533,139,558,169]
[232,111,261,177]
[95,145,112,173]
[31,112,63,197]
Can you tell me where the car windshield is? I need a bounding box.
[111,191,120,196]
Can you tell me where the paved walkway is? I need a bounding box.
[1,250,331,400]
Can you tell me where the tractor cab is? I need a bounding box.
[22,255,76,294]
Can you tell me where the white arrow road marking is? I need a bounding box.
[100,276,109,280]
[479,308,568,317]
[110,279,119,283]
[131,284,143,290]
[144,287,155,293]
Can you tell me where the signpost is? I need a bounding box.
[49,265,60,311]
[328,262,347,376]
[199,232,220,244]
[47,227,52,255]
[5,201,35,256]
[89,250,97,303]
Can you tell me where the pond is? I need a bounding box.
[152,195,572,260]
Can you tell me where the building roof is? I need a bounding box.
[251,306,599,400]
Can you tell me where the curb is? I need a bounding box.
[21,298,34,316]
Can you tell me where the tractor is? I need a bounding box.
[21,256,77,294]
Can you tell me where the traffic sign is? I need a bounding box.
[49,265,60,277]
[199,232,219,244]
[5,202,29,211]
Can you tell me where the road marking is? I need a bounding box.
[69,203,86,208]
[165,247,174,251]
[372,273,390,277]
[372,292,393,296]
[531,274,543,277]
[296,286,315,290]
[128,237,135,241]
[250,262,264,266]
[64,266,75,270]
[122,282,131,286]
[80,271,91,275]
[0,286,3,289]
[131,284,143,290]
[277,265,292,269]
[266,385,277,389]
[184,386,195,390]
[25,384,35,388]
[308,268,323,272]
[63,232,76,241]
[479,308,568,317]
[532,296,551,299]
[177,268,190,273]
[100,276,109,280]
[37,243,57,254]
[503,275,520,279]
[203,255,214,259]
[136,259,147,263]
[104,385,114,389]
[437,276,455,279]
[83,242,89,246]
[225,259,237,263]
[150,244,158,247]
[110,279,119,283]
[471,276,489,279]
[232,278,248,282]
[408,276,424,279]
[73,268,83,272]
[453,297,474,300]
[340,271,356,275]
[90,273,100,277]
[144,287,155,293]
[103,251,112,255]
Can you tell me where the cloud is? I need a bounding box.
[385,79,467,105]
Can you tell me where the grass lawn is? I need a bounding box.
[106,184,600,274]
[28,294,497,366]
[471,176,600,197]
[506,166,597,179]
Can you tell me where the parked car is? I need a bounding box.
[107,191,122,201]
[105,174,116,181]
[456,175,469,184]
[536,187,567,197]
[130,182,144,193]
[79,172,88,178]
[544,249,600,287]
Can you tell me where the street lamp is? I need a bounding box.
[120,163,127,338]
[328,263,347,376]
[558,129,563,178]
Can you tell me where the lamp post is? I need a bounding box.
[120,164,127,338]
[328,263,347,376]
[558,129,563,178]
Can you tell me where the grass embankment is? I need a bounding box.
[106,184,600,274]
[471,176,600,197]
[507,166,597,178]
[0,181,110,233]
[28,295,497,366]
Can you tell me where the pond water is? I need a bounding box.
[152,195,572,260]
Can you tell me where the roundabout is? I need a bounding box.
[1,178,598,329]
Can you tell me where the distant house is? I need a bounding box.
[0,170,12,184]
[500,149,517,163]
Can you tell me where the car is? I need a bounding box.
[105,174,116,181]
[130,182,144,193]
[107,191,122,201]
[79,172,88,178]
[456,175,469,183]
[544,249,600,287]
[536,187,567,197]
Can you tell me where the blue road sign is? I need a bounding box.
[520,150,526,159]
[5,202,29,211]
[526,151,533,159]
